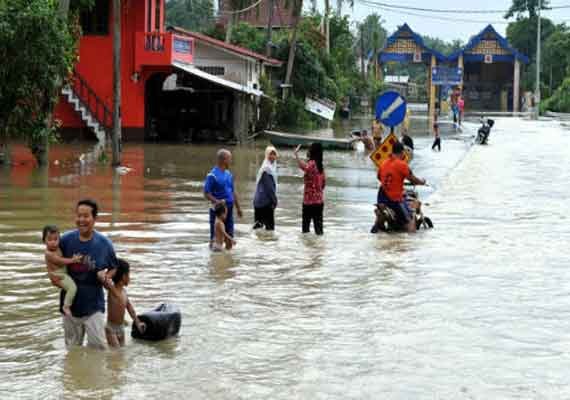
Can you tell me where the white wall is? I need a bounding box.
[193,41,261,90]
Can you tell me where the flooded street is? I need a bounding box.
[1,118,570,399]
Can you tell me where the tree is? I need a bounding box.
[165,0,214,32]
[543,24,570,94]
[0,0,78,165]
[283,0,303,93]
[357,14,387,78]
[504,0,550,19]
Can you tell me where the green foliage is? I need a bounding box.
[504,0,550,19]
[543,24,570,95]
[357,13,387,57]
[165,0,214,32]
[541,77,570,113]
[422,36,463,55]
[229,22,266,54]
[0,0,78,159]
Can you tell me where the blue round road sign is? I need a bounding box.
[375,91,407,127]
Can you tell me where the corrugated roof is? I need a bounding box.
[169,27,283,66]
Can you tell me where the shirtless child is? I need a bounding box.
[105,259,145,347]
[212,202,236,251]
[43,225,83,317]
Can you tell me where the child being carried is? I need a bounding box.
[43,225,82,317]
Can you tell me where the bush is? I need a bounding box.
[541,76,570,113]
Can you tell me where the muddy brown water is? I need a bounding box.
[1,118,570,399]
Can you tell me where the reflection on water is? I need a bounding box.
[2,118,570,398]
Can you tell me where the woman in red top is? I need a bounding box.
[294,143,326,235]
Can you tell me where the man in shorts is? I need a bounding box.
[49,199,118,349]
[376,142,427,232]
[204,149,243,249]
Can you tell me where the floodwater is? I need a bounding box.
[1,118,569,399]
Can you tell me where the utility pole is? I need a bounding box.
[265,0,275,57]
[360,25,365,80]
[112,0,122,166]
[534,0,542,119]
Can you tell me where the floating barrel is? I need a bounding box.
[131,303,181,341]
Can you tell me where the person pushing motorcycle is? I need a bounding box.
[376,141,427,233]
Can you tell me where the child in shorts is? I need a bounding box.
[105,258,145,347]
[43,225,83,317]
[213,202,236,251]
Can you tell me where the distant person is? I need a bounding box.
[401,129,414,151]
[376,141,427,233]
[213,202,236,251]
[432,113,441,152]
[43,225,82,317]
[294,143,326,235]
[105,259,146,347]
[354,129,375,152]
[458,96,465,126]
[253,146,278,231]
[372,119,383,144]
[48,199,118,349]
[450,87,460,126]
[204,149,243,250]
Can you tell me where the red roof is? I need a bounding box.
[170,27,283,67]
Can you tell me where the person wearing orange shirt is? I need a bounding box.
[376,141,426,232]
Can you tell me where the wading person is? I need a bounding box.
[204,149,243,250]
[294,143,326,235]
[432,113,441,152]
[105,259,145,348]
[48,199,118,349]
[253,146,278,231]
[376,142,427,233]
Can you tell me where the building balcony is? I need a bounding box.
[135,32,193,70]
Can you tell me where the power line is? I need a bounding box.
[356,0,510,25]
[354,1,570,15]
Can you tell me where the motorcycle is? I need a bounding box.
[476,118,495,145]
[371,184,433,233]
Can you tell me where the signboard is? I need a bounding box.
[172,36,193,65]
[413,50,422,63]
[375,91,407,127]
[369,133,410,168]
[484,54,493,64]
[305,97,336,121]
[431,66,463,86]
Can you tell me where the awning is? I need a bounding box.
[172,61,263,97]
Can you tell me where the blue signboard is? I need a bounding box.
[174,38,192,54]
[432,66,463,86]
[375,91,407,127]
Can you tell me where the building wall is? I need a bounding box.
[55,0,171,138]
[193,42,261,91]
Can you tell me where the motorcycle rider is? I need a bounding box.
[375,141,427,233]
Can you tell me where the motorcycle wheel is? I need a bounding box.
[423,217,434,229]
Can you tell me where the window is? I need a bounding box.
[198,66,225,76]
[80,0,109,36]
[147,0,152,32]
[155,0,161,31]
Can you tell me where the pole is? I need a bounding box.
[534,0,541,119]
[265,0,275,57]
[360,25,365,80]
[112,0,122,166]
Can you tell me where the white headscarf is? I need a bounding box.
[256,146,278,188]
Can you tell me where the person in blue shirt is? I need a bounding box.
[204,149,243,250]
[48,199,118,349]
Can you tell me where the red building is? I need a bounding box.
[55,0,280,142]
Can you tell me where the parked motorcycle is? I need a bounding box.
[371,184,433,233]
[476,118,495,145]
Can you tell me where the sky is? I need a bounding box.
[327,0,570,42]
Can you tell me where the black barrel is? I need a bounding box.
[131,303,181,341]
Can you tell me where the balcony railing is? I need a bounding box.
[135,32,193,70]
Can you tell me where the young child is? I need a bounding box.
[105,259,145,347]
[43,225,82,317]
[213,201,236,251]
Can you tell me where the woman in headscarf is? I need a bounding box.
[253,146,278,231]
